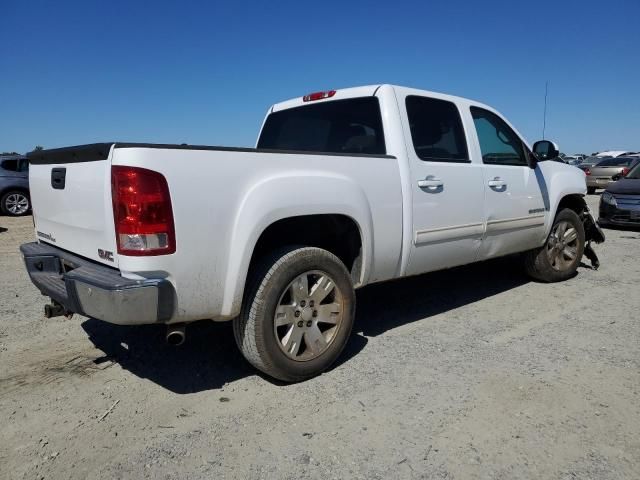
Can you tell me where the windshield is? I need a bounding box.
[597,157,635,167]
[625,162,640,179]
[258,97,386,155]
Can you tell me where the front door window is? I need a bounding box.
[471,107,527,167]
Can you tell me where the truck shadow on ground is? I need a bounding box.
[353,256,530,337]
[82,255,531,394]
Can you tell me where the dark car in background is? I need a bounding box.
[0,154,30,216]
[599,161,640,227]
[584,156,640,194]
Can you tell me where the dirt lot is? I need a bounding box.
[1,194,638,480]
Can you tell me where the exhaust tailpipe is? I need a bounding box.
[166,324,186,346]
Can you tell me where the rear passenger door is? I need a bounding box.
[469,107,548,259]
[400,95,486,276]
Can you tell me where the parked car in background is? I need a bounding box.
[585,156,640,194]
[579,156,610,172]
[594,150,628,158]
[563,155,583,165]
[599,161,640,227]
[0,154,30,216]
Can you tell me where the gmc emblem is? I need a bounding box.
[98,249,114,262]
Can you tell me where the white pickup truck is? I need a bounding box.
[22,85,604,381]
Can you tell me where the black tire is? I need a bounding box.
[587,187,596,195]
[233,246,355,382]
[0,190,31,216]
[524,208,585,282]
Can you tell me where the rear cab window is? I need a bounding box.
[258,97,386,155]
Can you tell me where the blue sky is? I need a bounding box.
[1,0,638,155]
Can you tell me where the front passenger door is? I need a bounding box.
[470,107,548,259]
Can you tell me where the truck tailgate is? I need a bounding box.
[28,144,119,267]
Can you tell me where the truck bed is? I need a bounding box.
[27,142,403,322]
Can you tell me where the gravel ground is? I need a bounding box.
[1,195,639,480]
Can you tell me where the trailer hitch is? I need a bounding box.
[44,300,74,319]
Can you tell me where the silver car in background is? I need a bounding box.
[585,156,640,194]
[0,155,31,216]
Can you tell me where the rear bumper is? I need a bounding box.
[586,177,613,188]
[21,242,175,325]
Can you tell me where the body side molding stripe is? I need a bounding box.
[414,222,484,246]
[485,214,545,233]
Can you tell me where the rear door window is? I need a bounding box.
[405,96,469,162]
[258,97,386,155]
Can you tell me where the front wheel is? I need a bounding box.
[524,208,585,282]
[233,246,355,382]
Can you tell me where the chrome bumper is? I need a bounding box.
[586,177,613,188]
[21,242,174,325]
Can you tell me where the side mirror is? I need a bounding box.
[533,140,560,161]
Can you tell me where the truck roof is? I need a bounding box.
[267,84,525,150]
[270,84,493,113]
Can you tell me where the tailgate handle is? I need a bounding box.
[51,168,66,190]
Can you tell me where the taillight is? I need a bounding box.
[111,166,176,256]
[584,168,591,176]
[303,90,336,102]
[621,167,630,177]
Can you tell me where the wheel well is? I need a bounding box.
[250,214,364,283]
[557,194,587,216]
[0,186,30,198]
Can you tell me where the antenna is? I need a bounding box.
[542,80,549,139]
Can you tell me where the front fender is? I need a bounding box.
[538,162,588,237]
[219,171,374,317]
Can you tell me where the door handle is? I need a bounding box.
[418,177,443,189]
[51,168,66,190]
[488,177,507,188]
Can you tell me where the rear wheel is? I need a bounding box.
[233,246,355,382]
[1,190,30,216]
[524,208,585,282]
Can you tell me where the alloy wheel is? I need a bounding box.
[546,220,579,271]
[5,193,29,215]
[273,270,344,361]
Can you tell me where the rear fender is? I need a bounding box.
[220,172,373,317]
